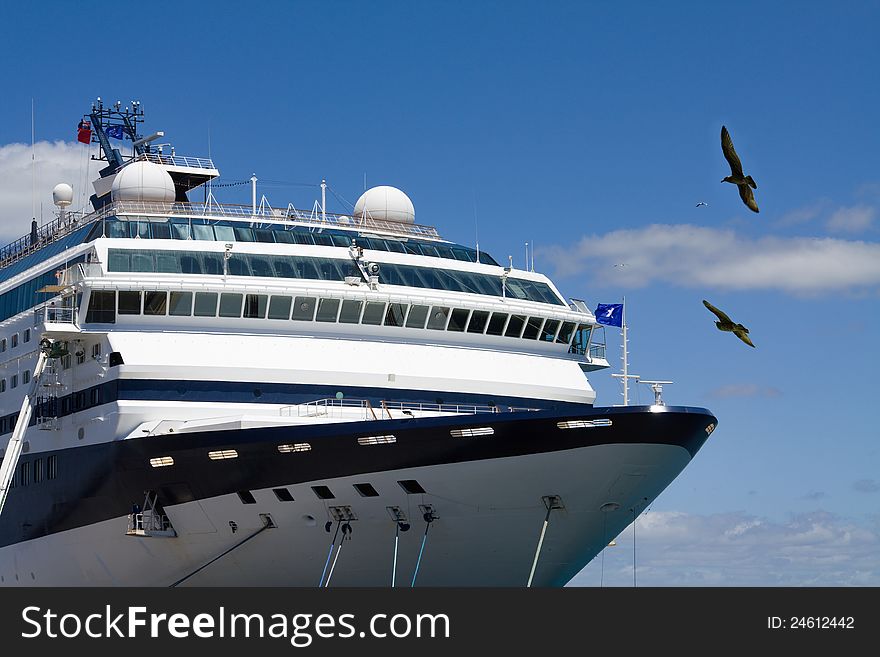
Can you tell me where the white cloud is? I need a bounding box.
[854,479,880,494]
[826,205,875,233]
[568,510,880,586]
[541,224,880,295]
[0,140,99,244]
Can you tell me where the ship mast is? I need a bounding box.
[611,297,639,405]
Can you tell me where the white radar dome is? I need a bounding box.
[111,161,176,203]
[52,183,74,208]
[354,186,415,224]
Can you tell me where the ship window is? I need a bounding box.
[86,291,116,323]
[504,315,526,338]
[243,294,268,319]
[249,256,274,278]
[170,219,191,240]
[169,291,194,316]
[273,258,297,278]
[467,310,490,334]
[144,291,168,316]
[254,229,276,243]
[338,300,363,324]
[20,462,29,486]
[383,303,407,327]
[447,308,470,332]
[330,234,351,247]
[219,293,243,318]
[105,219,128,238]
[419,244,440,258]
[397,479,426,494]
[403,242,422,256]
[61,354,71,369]
[556,321,576,344]
[233,226,255,242]
[237,490,257,504]
[118,291,141,315]
[541,319,560,342]
[180,254,202,274]
[0,338,5,352]
[311,485,335,500]
[316,298,341,322]
[0,379,5,393]
[273,488,295,502]
[267,295,292,320]
[213,224,235,242]
[522,316,544,340]
[11,334,18,348]
[151,222,171,239]
[353,483,379,498]
[486,312,509,336]
[384,240,405,253]
[92,343,102,359]
[156,253,178,273]
[405,304,429,329]
[312,233,333,247]
[451,247,471,262]
[202,253,223,275]
[33,459,43,483]
[291,296,316,321]
[227,255,251,276]
[570,324,592,355]
[478,252,499,265]
[361,302,386,326]
[194,292,218,317]
[11,375,17,389]
[131,252,154,272]
[23,370,30,384]
[426,306,450,330]
[23,329,30,343]
[273,230,295,244]
[292,232,314,245]
[47,455,57,480]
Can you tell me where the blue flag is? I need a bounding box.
[594,303,623,327]
[106,125,124,139]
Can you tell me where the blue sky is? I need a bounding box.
[1,1,878,585]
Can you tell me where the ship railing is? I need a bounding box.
[280,398,540,420]
[0,198,442,273]
[33,304,77,326]
[134,152,217,170]
[107,200,442,239]
[126,511,176,537]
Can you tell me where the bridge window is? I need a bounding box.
[194,292,218,317]
[292,296,316,321]
[522,316,544,340]
[541,319,560,342]
[504,315,526,338]
[361,302,386,326]
[85,291,116,323]
[426,306,450,330]
[467,310,490,334]
[219,293,243,318]
[316,298,341,323]
[383,303,407,327]
[267,295,292,320]
[338,300,363,324]
[118,291,141,315]
[486,312,508,336]
[556,321,576,344]
[243,294,268,319]
[144,291,168,316]
[405,304,429,329]
[169,291,194,316]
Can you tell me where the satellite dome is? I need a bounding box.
[111,161,176,203]
[52,183,74,208]
[354,186,415,224]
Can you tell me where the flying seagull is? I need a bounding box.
[696,201,708,207]
[720,125,759,213]
[702,299,755,347]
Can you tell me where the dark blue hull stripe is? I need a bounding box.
[0,405,716,548]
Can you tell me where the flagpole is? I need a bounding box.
[622,295,628,406]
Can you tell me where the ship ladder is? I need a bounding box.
[0,349,50,519]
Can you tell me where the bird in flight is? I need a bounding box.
[696,201,708,207]
[720,126,759,213]
[702,299,755,347]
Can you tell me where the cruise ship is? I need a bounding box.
[0,99,717,586]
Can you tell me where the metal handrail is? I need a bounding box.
[280,398,540,420]
[134,153,216,169]
[0,199,443,273]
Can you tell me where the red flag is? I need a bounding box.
[77,120,91,144]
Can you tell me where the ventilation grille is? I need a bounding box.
[450,427,494,438]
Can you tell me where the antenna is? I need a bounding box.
[472,187,480,261]
[524,242,529,270]
[637,380,673,405]
[31,98,36,226]
[531,238,535,272]
[610,297,639,405]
